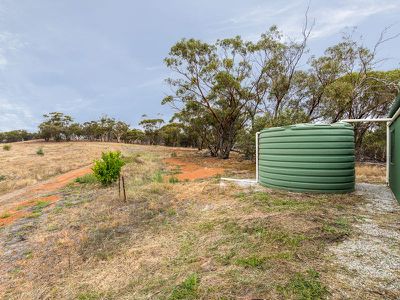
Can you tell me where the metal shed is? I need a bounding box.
[388,94,400,202]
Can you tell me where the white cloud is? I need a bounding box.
[0,98,37,131]
[215,0,400,41]
[309,1,399,39]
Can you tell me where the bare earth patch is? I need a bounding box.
[328,183,400,299]
[164,157,224,181]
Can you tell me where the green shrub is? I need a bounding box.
[3,144,11,151]
[36,148,44,156]
[75,173,98,184]
[171,152,177,157]
[0,175,5,181]
[92,151,125,186]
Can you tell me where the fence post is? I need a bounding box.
[122,175,126,202]
[118,175,121,199]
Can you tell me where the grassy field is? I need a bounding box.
[0,142,397,299]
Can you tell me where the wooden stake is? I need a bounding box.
[122,175,126,202]
[118,175,121,199]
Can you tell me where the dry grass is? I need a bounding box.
[0,144,369,300]
[356,163,386,184]
[0,141,187,196]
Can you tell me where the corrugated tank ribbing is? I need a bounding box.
[258,123,355,193]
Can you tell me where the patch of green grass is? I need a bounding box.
[3,144,11,151]
[27,211,42,219]
[77,291,102,300]
[33,200,51,212]
[169,176,179,184]
[167,208,177,216]
[46,224,59,231]
[198,221,215,233]
[237,191,317,211]
[152,170,163,183]
[53,206,64,214]
[245,225,306,248]
[0,212,11,219]
[215,249,237,265]
[24,250,33,259]
[235,255,266,268]
[36,147,44,156]
[168,274,199,300]
[75,173,98,184]
[322,217,351,239]
[277,269,327,300]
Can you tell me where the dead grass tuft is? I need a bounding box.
[356,163,386,184]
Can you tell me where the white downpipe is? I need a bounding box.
[386,121,390,185]
[256,132,260,183]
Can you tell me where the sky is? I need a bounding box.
[0,0,399,131]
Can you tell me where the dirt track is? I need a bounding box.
[0,166,92,226]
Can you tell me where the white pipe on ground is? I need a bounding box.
[220,178,257,183]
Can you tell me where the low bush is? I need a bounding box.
[92,151,125,185]
[0,175,5,181]
[36,148,44,156]
[3,144,11,151]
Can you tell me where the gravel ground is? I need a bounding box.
[328,183,400,299]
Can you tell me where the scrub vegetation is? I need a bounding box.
[2,142,392,299]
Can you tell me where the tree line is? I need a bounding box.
[33,112,198,147]
[162,25,400,161]
[1,25,399,162]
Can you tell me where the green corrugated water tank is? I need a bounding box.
[258,123,355,193]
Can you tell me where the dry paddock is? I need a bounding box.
[0,141,398,299]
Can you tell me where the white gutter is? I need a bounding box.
[342,118,392,122]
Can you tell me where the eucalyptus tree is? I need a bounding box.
[38,112,73,141]
[163,23,311,158]
[139,118,164,145]
[113,121,130,143]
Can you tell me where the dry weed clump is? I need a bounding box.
[356,163,386,184]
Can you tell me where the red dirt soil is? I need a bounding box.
[164,157,224,181]
[0,167,92,227]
